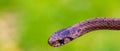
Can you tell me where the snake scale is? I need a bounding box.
[48,18,120,47]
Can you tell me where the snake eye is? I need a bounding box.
[58,40,64,44]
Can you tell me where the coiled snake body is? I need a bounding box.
[48,18,120,47]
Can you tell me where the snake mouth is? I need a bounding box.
[48,40,62,47]
[48,37,73,47]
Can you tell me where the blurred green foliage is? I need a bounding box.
[1,0,120,51]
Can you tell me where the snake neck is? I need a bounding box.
[77,18,120,35]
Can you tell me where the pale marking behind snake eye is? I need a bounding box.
[63,38,71,44]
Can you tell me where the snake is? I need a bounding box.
[48,18,120,47]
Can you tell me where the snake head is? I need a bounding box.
[48,27,81,47]
[48,28,74,47]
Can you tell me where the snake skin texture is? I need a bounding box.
[48,18,120,47]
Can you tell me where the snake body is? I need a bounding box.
[48,18,120,47]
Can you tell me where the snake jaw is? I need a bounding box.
[48,40,61,47]
[48,37,64,47]
[48,37,73,47]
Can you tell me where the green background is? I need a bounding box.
[1,0,120,51]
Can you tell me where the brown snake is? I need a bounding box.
[48,18,120,47]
